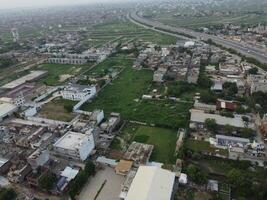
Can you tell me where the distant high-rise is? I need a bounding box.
[11,28,19,43]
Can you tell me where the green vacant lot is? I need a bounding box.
[85,56,131,77]
[111,123,178,164]
[81,55,191,128]
[39,98,77,122]
[38,63,92,85]
[133,125,178,164]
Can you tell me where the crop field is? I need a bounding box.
[111,123,178,164]
[88,20,182,45]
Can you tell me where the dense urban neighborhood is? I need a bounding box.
[0,0,267,200]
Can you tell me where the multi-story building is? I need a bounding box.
[61,84,96,101]
[53,131,95,161]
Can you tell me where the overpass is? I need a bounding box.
[129,12,267,64]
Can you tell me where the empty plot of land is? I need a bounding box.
[111,123,178,164]
[79,166,125,200]
[38,98,77,122]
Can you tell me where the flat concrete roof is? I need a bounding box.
[190,109,247,128]
[54,131,89,150]
[0,103,17,118]
[126,166,175,200]
[1,70,47,89]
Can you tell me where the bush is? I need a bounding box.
[38,172,56,190]
[0,188,16,200]
[186,164,207,184]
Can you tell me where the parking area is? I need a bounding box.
[79,166,125,200]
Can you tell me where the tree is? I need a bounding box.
[224,124,234,135]
[0,188,16,200]
[186,164,207,184]
[248,67,258,75]
[85,160,96,175]
[204,118,217,133]
[227,169,246,187]
[38,172,56,190]
[200,91,217,104]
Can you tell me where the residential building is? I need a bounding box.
[27,149,49,170]
[53,131,95,161]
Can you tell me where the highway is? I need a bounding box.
[129,12,267,64]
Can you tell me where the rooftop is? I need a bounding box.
[54,131,91,150]
[190,109,250,128]
[216,135,250,143]
[0,158,9,168]
[126,166,175,200]
[2,70,47,89]
[0,103,17,117]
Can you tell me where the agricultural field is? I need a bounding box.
[38,98,77,122]
[87,20,182,46]
[81,54,191,128]
[111,123,178,164]
[38,63,92,86]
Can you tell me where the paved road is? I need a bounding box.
[129,12,267,64]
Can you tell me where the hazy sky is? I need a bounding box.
[0,0,123,9]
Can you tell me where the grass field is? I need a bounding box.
[111,123,178,164]
[38,63,92,85]
[85,56,132,77]
[133,125,178,164]
[81,55,191,128]
[39,98,77,122]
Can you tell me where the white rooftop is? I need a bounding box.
[54,131,90,150]
[126,166,175,200]
[190,109,252,128]
[0,103,17,118]
[1,70,47,89]
[0,158,9,167]
[61,166,79,181]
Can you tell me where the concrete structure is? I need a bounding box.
[250,80,267,94]
[0,158,10,175]
[61,84,96,101]
[123,142,154,166]
[190,109,254,129]
[1,71,47,89]
[96,156,117,167]
[115,160,133,176]
[0,103,17,122]
[27,149,49,170]
[53,131,95,161]
[194,101,216,112]
[100,112,121,133]
[216,135,250,147]
[216,99,237,111]
[48,57,87,65]
[125,166,175,200]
